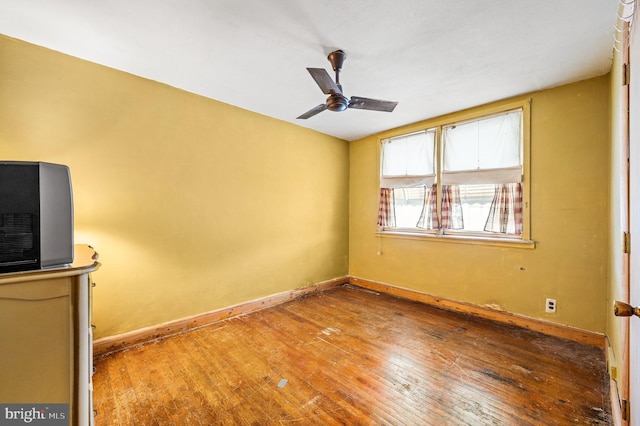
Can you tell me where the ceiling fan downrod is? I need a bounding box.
[326,50,348,111]
[328,49,346,89]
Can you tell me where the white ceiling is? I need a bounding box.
[0,0,620,141]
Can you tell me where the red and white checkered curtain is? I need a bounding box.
[417,184,439,229]
[441,185,464,229]
[484,183,523,235]
[377,188,396,227]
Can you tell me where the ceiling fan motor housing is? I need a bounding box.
[327,93,349,111]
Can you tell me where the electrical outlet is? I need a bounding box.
[545,298,556,313]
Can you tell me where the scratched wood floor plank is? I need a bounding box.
[93,285,611,425]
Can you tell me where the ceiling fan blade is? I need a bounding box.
[307,68,341,94]
[297,104,328,119]
[349,96,398,112]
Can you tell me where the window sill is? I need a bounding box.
[376,230,536,249]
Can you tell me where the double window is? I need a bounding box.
[378,103,529,241]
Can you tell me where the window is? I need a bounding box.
[378,130,436,228]
[378,104,529,241]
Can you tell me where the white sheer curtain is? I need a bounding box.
[441,109,522,185]
[380,130,436,188]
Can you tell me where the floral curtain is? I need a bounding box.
[484,183,523,234]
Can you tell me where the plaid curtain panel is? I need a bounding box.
[513,182,523,234]
[441,185,464,229]
[416,184,439,229]
[484,183,523,234]
[377,188,396,227]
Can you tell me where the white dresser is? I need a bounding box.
[0,245,100,426]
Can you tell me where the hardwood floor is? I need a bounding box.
[92,285,611,425]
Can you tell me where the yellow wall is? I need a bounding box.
[0,36,350,338]
[350,75,611,333]
[0,33,614,339]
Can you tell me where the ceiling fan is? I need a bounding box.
[297,50,398,119]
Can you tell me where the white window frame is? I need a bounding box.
[377,99,532,248]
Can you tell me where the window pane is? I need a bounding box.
[454,183,521,235]
[382,130,435,177]
[458,184,495,232]
[392,187,425,228]
[443,110,521,172]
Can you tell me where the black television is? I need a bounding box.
[0,161,73,273]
